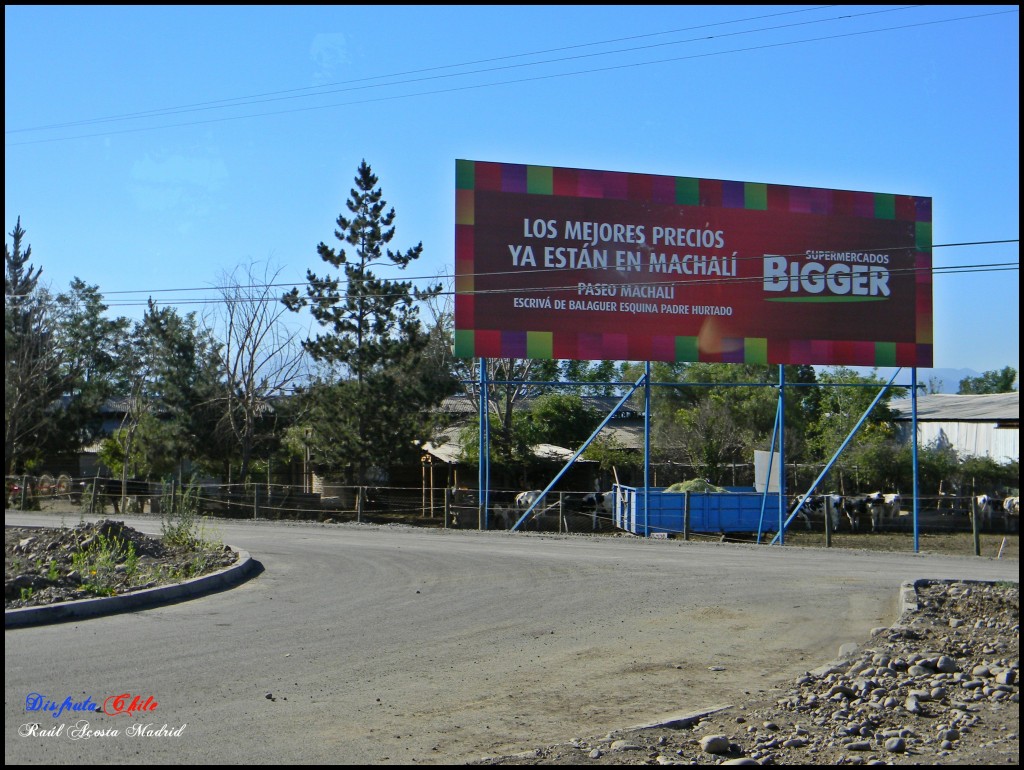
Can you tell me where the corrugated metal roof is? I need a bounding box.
[422,429,599,464]
[421,440,463,464]
[438,395,479,414]
[596,422,645,450]
[890,391,1019,423]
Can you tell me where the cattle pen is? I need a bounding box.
[478,361,940,550]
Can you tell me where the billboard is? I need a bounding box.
[454,160,932,367]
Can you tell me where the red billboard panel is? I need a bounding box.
[454,160,932,367]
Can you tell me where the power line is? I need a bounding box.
[55,238,1018,301]
[6,8,1015,147]
[8,5,841,134]
[50,261,1021,310]
[91,262,1019,309]
[8,239,1018,307]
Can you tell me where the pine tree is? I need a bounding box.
[4,218,63,475]
[283,160,452,484]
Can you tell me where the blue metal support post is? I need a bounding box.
[757,396,782,543]
[478,358,490,530]
[778,365,786,545]
[644,361,651,537]
[911,368,920,553]
[510,372,648,531]
[770,368,902,543]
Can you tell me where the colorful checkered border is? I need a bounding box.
[455,160,932,367]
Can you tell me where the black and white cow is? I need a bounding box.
[974,494,999,532]
[841,495,873,532]
[787,495,816,531]
[865,492,901,532]
[817,494,845,531]
[935,480,960,514]
[1004,496,1020,527]
[492,503,516,530]
[788,493,845,532]
[512,489,560,530]
[577,490,615,530]
[514,489,544,511]
[578,490,614,516]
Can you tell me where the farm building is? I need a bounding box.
[419,393,646,492]
[889,391,1019,464]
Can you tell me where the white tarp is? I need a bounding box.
[754,450,782,493]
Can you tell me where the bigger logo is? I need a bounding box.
[762,253,891,302]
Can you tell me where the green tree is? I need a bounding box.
[48,279,131,459]
[580,433,642,478]
[958,367,1018,394]
[685,395,748,483]
[4,218,63,475]
[632,363,817,484]
[806,367,906,494]
[143,300,222,478]
[109,301,222,493]
[528,392,601,448]
[958,455,1017,496]
[560,360,622,396]
[283,160,453,484]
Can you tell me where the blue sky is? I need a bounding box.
[4,5,1019,378]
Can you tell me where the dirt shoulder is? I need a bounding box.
[472,580,1019,766]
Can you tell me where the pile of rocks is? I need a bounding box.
[715,581,1018,764]
[475,580,1019,765]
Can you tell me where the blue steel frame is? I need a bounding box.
[509,371,648,532]
[470,363,923,551]
[768,368,902,545]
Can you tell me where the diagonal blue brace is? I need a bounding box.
[511,371,648,532]
[769,368,901,545]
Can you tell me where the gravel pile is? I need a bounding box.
[475,580,1019,765]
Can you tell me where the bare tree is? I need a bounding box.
[423,287,552,432]
[208,259,307,483]
[664,396,750,485]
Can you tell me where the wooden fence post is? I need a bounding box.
[971,496,981,556]
[824,495,833,548]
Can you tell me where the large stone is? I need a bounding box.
[884,737,907,753]
[699,735,731,754]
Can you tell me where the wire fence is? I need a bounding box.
[5,473,1018,537]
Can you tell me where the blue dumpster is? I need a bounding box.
[612,484,783,536]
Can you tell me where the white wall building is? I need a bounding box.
[890,391,1019,464]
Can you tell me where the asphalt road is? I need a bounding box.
[4,512,1018,765]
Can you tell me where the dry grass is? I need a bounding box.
[15,498,1019,561]
[776,529,1018,559]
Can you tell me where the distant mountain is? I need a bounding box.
[901,368,981,394]
[823,367,981,394]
